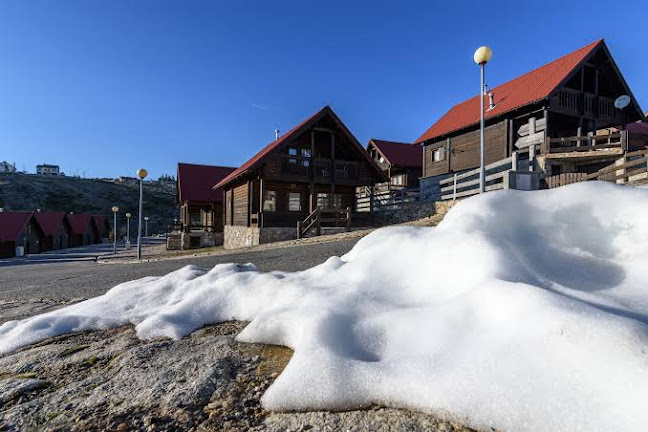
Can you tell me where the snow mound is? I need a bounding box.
[3,182,648,431]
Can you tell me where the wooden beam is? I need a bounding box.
[331,132,336,195]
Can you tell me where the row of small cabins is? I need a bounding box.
[173,39,648,250]
[0,211,110,258]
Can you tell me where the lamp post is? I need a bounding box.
[125,212,131,248]
[144,216,149,238]
[136,168,148,260]
[474,46,493,194]
[111,206,119,254]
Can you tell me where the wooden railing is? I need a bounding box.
[555,89,614,120]
[355,187,421,212]
[542,131,628,154]
[585,148,648,183]
[296,207,351,239]
[546,173,588,189]
[167,223,216,234]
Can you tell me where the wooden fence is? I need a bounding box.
[546,173,588,188]
[355,187,421,212]
[586,148,648,184]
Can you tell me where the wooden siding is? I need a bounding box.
[423,120,508,177]
[232,182,249,226]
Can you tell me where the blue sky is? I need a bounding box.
[1,1,646,179]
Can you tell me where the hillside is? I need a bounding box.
[0,173,176,236]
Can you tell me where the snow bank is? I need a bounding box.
[3,181,648,431]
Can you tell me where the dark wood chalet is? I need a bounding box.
[416,39,646,188]
[176,163,236,232]
[0,211,44,258]
[34,211,72,251]
[66,214,98,247]
[93,215,111,242]
[366,139,422,190]
[214,106,386,247]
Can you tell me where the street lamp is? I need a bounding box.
[136,168,147,260]
[474,45,493,194]
[144,216,149,238]
[125,212,132,248]
[111,206,119,254]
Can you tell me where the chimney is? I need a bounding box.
[488,92,495,110]
[275,129,280,141]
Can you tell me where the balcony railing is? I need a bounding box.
[555,89,615,119]
[280,156,360,180]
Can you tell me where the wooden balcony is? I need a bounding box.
[279,155,361,181]
[541,131,628,160]
[553,88,615,120]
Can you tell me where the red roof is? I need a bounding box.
[215,106,385,188]
[626,122,648,136]
[33,211,67,236]
[66,213,94,235]
[177,163,236,203]
[93,215,110,236]
[415,40,603,144]
[369,139,422,168]
[0,211,34,243]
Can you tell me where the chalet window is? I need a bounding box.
[433,148,445,162]
[391,174,405,186]
[263,191,276,212]
[288,148,298,156]
[301,149,311,158]
[317,193,341,210]
[288,192,301,211]
[190,212,201,226]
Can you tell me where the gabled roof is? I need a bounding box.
[177,163,236,203]
[33,211,68,236]
[415,40,603,144]
[368,139,422,168]
[215,106,386,189]
[66,214,94,235]
[0,211,34,243]
[93,215,110,236]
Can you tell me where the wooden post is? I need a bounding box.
[315,208,321,236]
[258,178,264,228]
[331,132,336,195]
[297,220,302,239]
[310,130,316,213]
[529,145,536,172]
[511,150,519,171]
[346,206,351,232]
[452,174,457,201]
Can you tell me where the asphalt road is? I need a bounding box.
[0,238,359,304]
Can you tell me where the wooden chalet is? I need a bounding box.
[214,106,386,248]
[66,213,98,247]
[0,211,44,258]
[33,211,72,251]
[416,39,646,191]
[93,215,111,242]
[176,163,236,232]
[366,139,422,190]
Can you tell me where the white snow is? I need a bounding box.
[2,181,648,431]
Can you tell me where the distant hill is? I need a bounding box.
[0,173,177,236]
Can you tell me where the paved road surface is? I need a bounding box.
[0,238,359,322]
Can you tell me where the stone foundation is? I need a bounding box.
[372,200,456,227]
[224,226,296,250]
[166,231,224,250]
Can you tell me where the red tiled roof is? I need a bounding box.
[66,214,94,235]
[177,163,236,203]
[414,40,603,144]
[626,121,648,136]
[215,106,386,189]
[0,211,34,243]
[33,211,67,236]
[369,139,422,168]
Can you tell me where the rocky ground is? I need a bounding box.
[0,321,479,432]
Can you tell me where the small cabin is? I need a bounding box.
[66,214,98,247]
[176,163,236,232]
[415,39,646,196]
[215,106,386,249]
[366,139,422,191]
[92,215,111,243]
[0,212,44,258]
[34,211,72,251]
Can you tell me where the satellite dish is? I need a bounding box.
[614,95,631,109]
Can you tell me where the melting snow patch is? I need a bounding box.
[2,182,648,431]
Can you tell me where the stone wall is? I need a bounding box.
[166,231,224,250]
[224,226,297,250]
[372,199,456,227]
